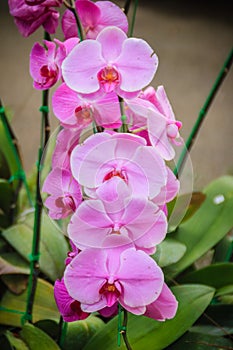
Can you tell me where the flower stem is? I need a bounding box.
[129,0,139,37]
[119,96,128,133]
[24,52,51,322]
[64,0,85,41]
[174,47,233,177]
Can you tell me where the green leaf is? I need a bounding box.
[5,330,29,350]
[164,176,233,279]
[0,180,13,214]
[20,324,61,350]
[191,324,233,336]
[179,263,233,289]
[0,115,20,190]
[0,253,29,275]
[166,331,233,349]
[168,192,206,229]
[0,278,59,327]
[1,274,28,295]
[152,238,187,267]
[83,285,215,350]
[216,284,233,297]
[63,316,105,350]
[2,210,69,281]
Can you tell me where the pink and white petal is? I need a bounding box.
[81,299,108,313]
[68,200,112,248]
[99,302,118,318]
[115,87,141,100]
[52,83,82,125]
[125,200,167,241]
[153,167,179,205]
[76,0,101,28]
[116,38,158,91]
[97,26,127,62]
[44,195,72,219]
[147,109,175,160]
[120,302,146,315]
[42,10,60,34]
[30,42,49,79]
[97,1,128,34]
[54,278,89,322]
[42,167,64,195]
[93,92,121,128]
[61,10,77,39]
[132,146,167,199]
[156,85,175,120]
[118,248,164,307]
[133,209,167,251]
[144,283,178,321]
[71,132,113,187]
[62,40,105,93]
[64,249,108,304]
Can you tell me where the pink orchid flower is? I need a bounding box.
[54,278,90,322]
[8,0,62,37]
[64,242,164,314]
[144,283,178,321]
[62,0,128,40]
[126,86,183,160]
[68,176,167,253]
[30,40,66,90]
[70,131,167,201]
[62,26,158,99]
[42,167,82,219]
[52,128,82,171]
[52,82,121,129]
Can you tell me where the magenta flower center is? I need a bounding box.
[40,65,57,78]
[55,194,76,212]
[103,168,128,183]
[97,66,120,92]
[166,121,182,139]
[99,282,120,306]
[75,105,92,124]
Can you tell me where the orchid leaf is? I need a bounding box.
[165,176,233,279]
[5,330,29,350]
[2,210,68,281]
[83,285,215,350]
[0,278,59,327]
[0,252,29,275]
[63,316,105,350]
[20,324,61,350]
[179,262,233,290]
[166,331,233,349]
[1,274,28,295]
[152,238,187,267]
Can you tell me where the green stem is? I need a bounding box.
[174,47,233,177]
[117,305,132,349]
[24,53,51,322]
[64,0,85,41]
[118,96,128,133]
[58,316,68,347]
[129,0,139,37]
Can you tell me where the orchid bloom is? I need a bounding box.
[126,86,183,160]
[52,128,82,171]
[64,241,164,314]
[30,40,66,90]
[62,0,128,40]
[54,278,90,322]
[52,83,121,129]
[70,131,167,201]
[42,167,82,219]
[8,0,62,37]
[144,283,178,321]
[62,26,158,99]
[68,176,167,253]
